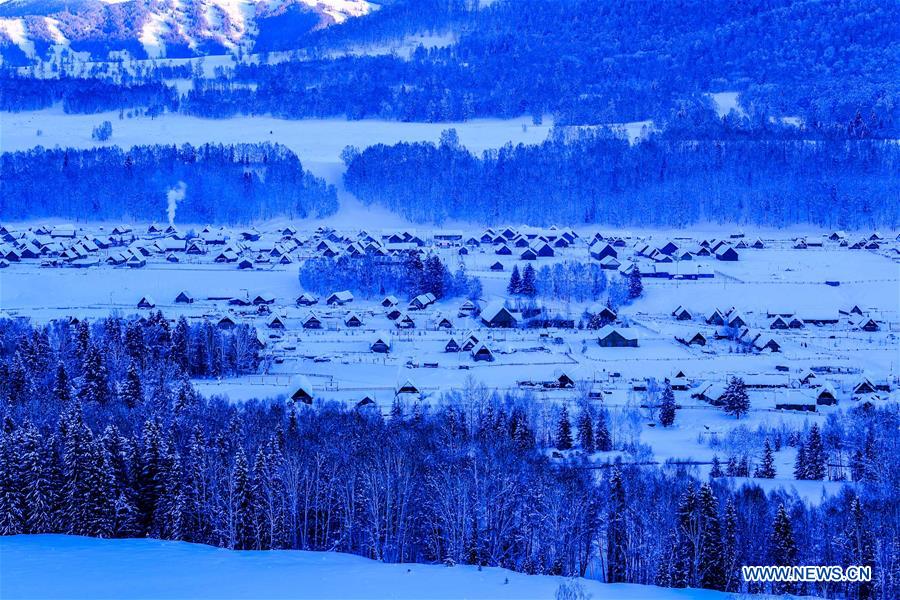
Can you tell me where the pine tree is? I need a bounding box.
[507,265,522,295]
[805,424,826,480]
[53,362,72,405]
[20,422,53,534]
[606,468,628,583]
[697,484,725,590]
[0,428,25,535]
[672,484,699,588]
[556,405,573,450]
[627,267,643,299]
[726,455,739,477]
[232,448,254,550]
[846,497,875,600]
[521,264,537,297]
[722,377,749,419]
[576,405,595,452]
[794,441,808,480]
[722,499,739,592]
[770,503,798,595]
[594,410,612,452]
[755,439,776,479]
[659,382,676,427]
[709,455,724,478]
[120,362,143,409]
[79,344,110,405]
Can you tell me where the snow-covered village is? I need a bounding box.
[1,2,899,599]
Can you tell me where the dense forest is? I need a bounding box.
[0,143,338,223]
[343,127,900,227]
[0,314,897,599]
[3,0,898,132]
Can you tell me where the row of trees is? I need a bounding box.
[1,143,337,223]
[344,130,900,227]
[298,252,481,301]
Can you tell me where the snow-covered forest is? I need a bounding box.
[0,315,896,598]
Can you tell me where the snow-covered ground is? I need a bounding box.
[0,109,554,186]
[0,535,738,600]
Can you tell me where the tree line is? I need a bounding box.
[1,143,338,223]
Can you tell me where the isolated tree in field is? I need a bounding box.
[556,405,573,450]
[755,439,776,479]
[659,382,676,427]
[628,267,643,299]
[507,265,521,295]
[521,264,537,297]
[770,503,798,595]
[722,377,749,419]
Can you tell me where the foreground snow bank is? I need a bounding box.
[1,535,732,600]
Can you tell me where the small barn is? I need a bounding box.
[296,293,318,306]
[344,312,363,328]
[395,313,416,329]
[673,306,692,321]
[677,331,707,346]
[471,343,495,362]
[326,290,354,306]
[302,313,322,329]
[445,337,460,353]
[370,333,391,353]
[715,247,739,261]
[382,295,400,308]
[237,259,254,270]
[396,378,420,396]
[137,296,155,309]
[289,375,314,405]
[597,325,638,348]
[480,302,518,328]
[775,390,817,412]
[816,384,838,406]
[217,316,236,329]
[268,316,286,329]
[490,261,505,271]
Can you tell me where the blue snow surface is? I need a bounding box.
[1,534,735,600]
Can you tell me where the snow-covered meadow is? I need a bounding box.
[1,535,736,600]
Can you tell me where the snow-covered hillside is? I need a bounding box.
[0,0,378,60]
[0,535,736,599]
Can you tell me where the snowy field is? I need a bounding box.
[0,535,739,600]
[0,109,554,186]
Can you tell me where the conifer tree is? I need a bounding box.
[0,428,25,535]
[53,362,72,405]
[723,376,749,419]
[722,499,739,592]
[628,267,643,299]
[576,405,594,453]
[755,439,776,479]
[606,468,628,583]
[710,455,724,478]
[794,441,808,480]
[594,410,612,451]
[20,422,52,534]
[507,265,522,295]
[672,484,698,588]
[697,484,725,590]
[659,382,676,427]
[556,405,573,450]
[79,343,110,405]
[120,362,143,409]
[232,448,254,550]
[770,503,798,595]
[805,424,826,480]
[521,264,537,297]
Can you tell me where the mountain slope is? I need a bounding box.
[0,0,379,61]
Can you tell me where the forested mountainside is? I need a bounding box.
[0,0,378,61]
[0,144,337,222]
[3,0,899,133]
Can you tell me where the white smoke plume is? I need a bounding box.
[166,182,187,227]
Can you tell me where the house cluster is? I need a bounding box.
[671,305,781,352]
[765,304,881,332]
[588,233,741,280]
[820,230,894,251]
[691,368,892,412]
